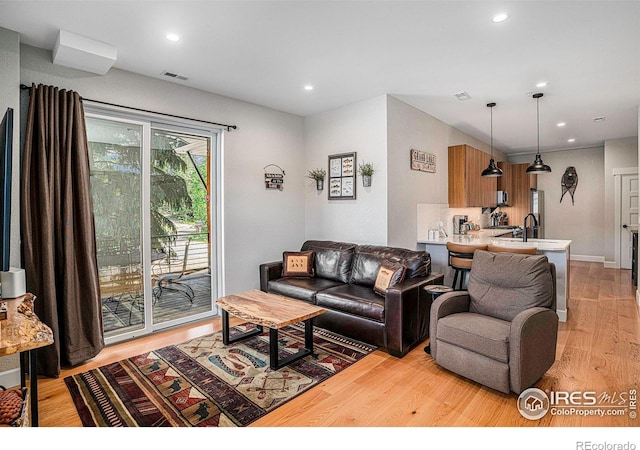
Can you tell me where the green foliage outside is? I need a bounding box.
[88,129,208,255]
[173,154,209,242]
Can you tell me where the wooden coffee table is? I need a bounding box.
[216,289,327,370]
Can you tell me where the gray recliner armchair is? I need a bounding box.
[429,250,558,394]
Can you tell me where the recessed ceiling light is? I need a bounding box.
[304,85,314,91]
[492,13,509,23]
[166,33,180,42]
[536,81,548,88]
[568,138,576,143]
[593,116,606,122]
[557,122,566,127]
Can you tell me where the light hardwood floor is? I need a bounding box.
[34,261,640,427]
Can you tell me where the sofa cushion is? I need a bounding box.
[268,277,343,304]
[350,245,431,287]
[301,240,356,283]
[373,262,407,296]
[316,284,385,322]
[282,251,315,277]
[468,250,554,322]
[437,312,511,363]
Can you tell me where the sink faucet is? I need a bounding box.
[523,213,538,242]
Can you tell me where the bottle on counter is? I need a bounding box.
[437,221,448,238]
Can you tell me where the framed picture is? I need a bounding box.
[328,152,356,200]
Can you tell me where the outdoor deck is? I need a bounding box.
[102,271,213,333]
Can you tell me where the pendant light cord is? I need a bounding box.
[537,95,540,156]
[490,105,493,157]
[487,101,496,158]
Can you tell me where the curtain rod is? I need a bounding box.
[20,83,237,132]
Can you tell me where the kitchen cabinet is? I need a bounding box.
[448,144,497,208]
[504,163,537,226]
[497,161,512,194]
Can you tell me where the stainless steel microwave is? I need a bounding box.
[497,190,509,205]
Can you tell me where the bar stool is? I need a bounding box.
[446,242,488,290]
[487,244,537,255]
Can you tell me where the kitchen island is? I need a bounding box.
[418,231,571,322]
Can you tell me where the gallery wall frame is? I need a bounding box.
[328,152,356,200]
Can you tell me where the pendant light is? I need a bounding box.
[481,102,503,177]
[526,93,552,174]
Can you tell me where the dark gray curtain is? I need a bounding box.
[21,83,104,377]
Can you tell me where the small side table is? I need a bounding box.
[423,285,453,355]
[0,293,54,427]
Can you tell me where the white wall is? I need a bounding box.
[0,27,21,382]
[304,95,388,245]
[511,147,605,259]
[386,96,506,249]
[20,44,306,296]
[603,137,638,264]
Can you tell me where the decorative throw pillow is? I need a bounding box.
[282,251,315,277]
[373,262,407,296]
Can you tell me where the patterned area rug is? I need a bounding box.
[64,323,376,427]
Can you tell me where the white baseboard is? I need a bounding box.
[571,254,605,263]
[0,368,20,389]
[604,260,619,269]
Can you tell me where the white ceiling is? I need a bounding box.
[1,1,639,154]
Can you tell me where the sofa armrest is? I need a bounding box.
[384,271,444,357]
[259,261,283,292]
[429,291,471,360]
[509,307,558,393]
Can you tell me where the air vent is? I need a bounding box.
[162,71,188,81]
[454,91,472,101]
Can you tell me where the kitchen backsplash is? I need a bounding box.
[417,203,503,241]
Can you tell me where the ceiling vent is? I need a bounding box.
[52,29,117,75]
[454,91,472,101]
[162,71,189,81]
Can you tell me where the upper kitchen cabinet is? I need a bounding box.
[497,161,512,194]
[507,163,537,226]
[448,144,497,207]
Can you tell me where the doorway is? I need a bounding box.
[85,112,219,344]
[615,170,638,270]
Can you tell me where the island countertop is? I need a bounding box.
[418,230,571,252]
[418,231,571,322]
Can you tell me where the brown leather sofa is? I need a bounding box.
[259,240,444,357]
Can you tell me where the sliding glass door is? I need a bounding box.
[149,128,213,325]
[86,113,218,343]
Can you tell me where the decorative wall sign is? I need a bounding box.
[410,149,436,173]
[560,166,578,205]
[328,152,356,200]
[264,164,285,191]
